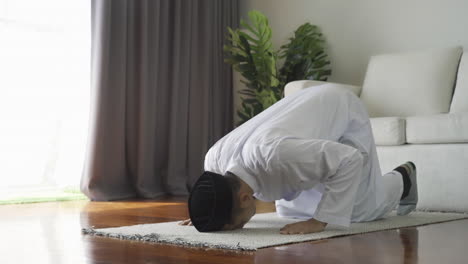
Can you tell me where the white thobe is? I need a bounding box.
[204,84,403,227]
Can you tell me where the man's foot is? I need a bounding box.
[394,162,418,216]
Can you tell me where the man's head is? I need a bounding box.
[188,171,256,232]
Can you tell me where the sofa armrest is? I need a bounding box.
[370,117,406,146]
[284,80,362,97]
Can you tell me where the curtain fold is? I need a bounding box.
[81,0,238,200]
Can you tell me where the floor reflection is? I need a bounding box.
[80,199,189,229]
[255,228,419,264]
[4,200,467,263]
[1,201,88,263]
[80,200,194,264]
[399,228,419,263]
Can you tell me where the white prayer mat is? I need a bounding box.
[82,211,468,251]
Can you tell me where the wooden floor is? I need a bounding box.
[2,197,468,264]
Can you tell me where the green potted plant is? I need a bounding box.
[224,10,331,125]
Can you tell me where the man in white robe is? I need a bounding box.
[182,84,418,234]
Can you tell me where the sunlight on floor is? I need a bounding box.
[0,186,88,205]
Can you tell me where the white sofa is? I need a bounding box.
[285,46,468,213]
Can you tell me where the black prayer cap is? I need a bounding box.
[188,171,233,232]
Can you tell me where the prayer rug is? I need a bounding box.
[82,211,468,251]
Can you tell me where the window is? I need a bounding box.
[0,0,90,199]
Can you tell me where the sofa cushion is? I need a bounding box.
[451,52,468,113]
[360,47,463,117]
[370,117,406,146]
[406,112,468,144]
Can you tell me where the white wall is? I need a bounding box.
[233,0,468,123]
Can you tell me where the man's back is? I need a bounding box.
[205,84,375,198]
[206,84,370,165]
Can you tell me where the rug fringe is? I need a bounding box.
[82,228,257,251]
[415,209,468,214]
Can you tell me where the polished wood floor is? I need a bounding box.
[2,197,468,264]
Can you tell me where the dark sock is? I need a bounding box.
[395,165,412,200]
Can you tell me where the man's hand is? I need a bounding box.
[178,219,193,226]
[280,218,327,235]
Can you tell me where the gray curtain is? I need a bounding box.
[81,0,238,200]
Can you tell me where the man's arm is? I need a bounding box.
[178,219,193,226]
[280,218,328,235]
